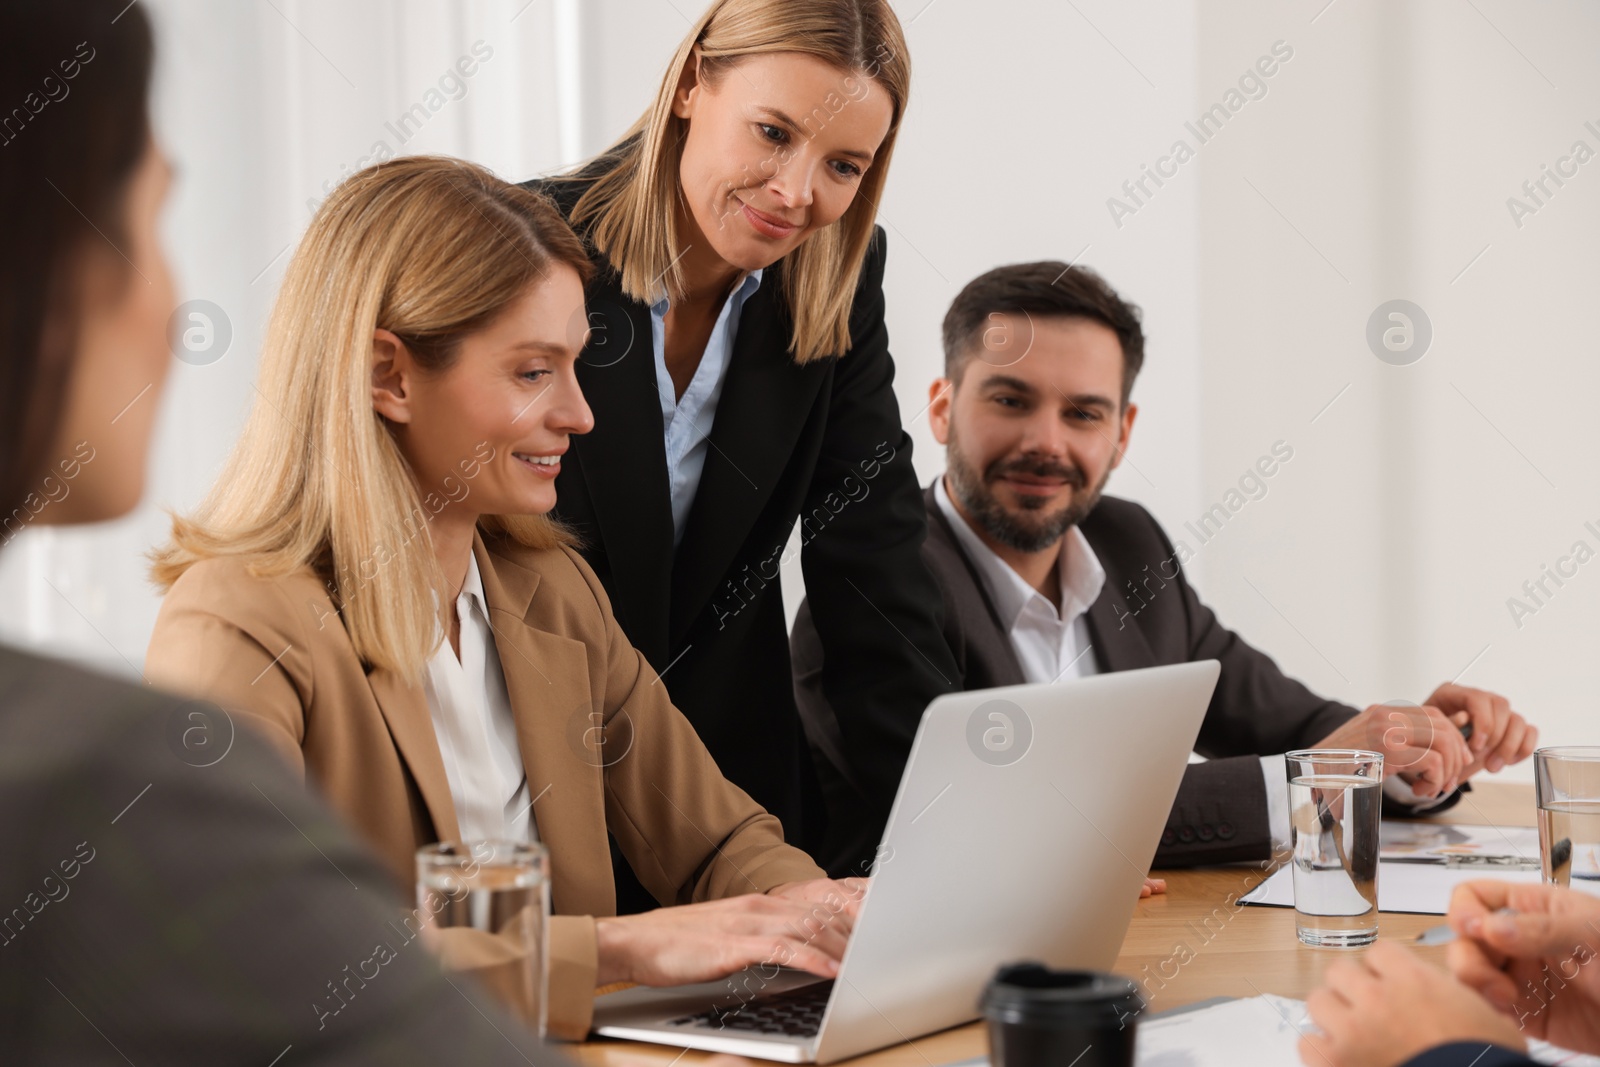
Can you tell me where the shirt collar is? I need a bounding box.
[933,475,1107,632]
[457,549,489,627]
[650,266,764,316]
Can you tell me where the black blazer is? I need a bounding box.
[792,484,1460,875]
[522,172,957,883]
[0,645,559,1064]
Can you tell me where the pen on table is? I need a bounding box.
[1415,907,1516,946]
[1384,853,1542,869]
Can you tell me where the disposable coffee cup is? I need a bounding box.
[980,963,1145,1067]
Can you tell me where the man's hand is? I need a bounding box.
[594,881,862,988]
[1314,701,1471,799]
[1300,941,1527,1067]
[1141,877,1167,898]
[1447,880,1600,1051]
[1422,683,1538,780]
[1311,684,1533,800]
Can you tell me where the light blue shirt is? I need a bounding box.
[650,267,764,548]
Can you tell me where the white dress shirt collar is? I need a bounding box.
[933,475,1107,631]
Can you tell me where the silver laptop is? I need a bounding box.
[592,661,1221,1063]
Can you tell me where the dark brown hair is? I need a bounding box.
[942,261,1146,403]
[0,0,154,516]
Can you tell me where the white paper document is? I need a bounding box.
[1380,821,1543,864]
[1240,822,1546,915]
[1133,994,1310,1065]
[1239,858,1543,914]
[944,995,1599,1066]
[1132,997,1595,1066]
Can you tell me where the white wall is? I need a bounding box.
[1196,0,1600,780]
[7,0,1597,784]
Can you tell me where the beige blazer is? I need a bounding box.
[145,530,824,1039]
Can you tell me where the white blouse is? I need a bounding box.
[422,552,534,845]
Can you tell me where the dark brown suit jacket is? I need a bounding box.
[793,484,1460,876]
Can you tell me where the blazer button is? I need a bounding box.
[1161,829,1175,845]
[1217,822,1236,840]
[1177,826,1196,843]
[1197,824,1216,842]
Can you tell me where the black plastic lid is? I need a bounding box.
[980,964,1145,1028]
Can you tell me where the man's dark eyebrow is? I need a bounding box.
[979,374,1039,396]
[983,376,1116,411]
[1058,392,1116,411]
[757,107,875,163]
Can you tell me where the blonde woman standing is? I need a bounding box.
[530,0,958,894]
[146,157,860,1040]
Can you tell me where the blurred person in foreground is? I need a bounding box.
[1301,879,1600,1066]
[0,1,565,1061]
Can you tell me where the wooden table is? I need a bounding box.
[572,781,1537,1067]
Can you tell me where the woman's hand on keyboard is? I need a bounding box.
[594,886,857,987]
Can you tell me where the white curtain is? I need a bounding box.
[0,0,582,674]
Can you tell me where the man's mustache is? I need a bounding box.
[984,458,1086,488]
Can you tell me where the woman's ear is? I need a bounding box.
[671,46,704,119]
[371,328,413,424]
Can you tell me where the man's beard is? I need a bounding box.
[946,428,1111,553]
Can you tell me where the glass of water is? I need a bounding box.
[1286,749,1384,947]
[417,840,550,1035]
[1535,747,1600,897]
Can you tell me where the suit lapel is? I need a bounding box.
[1083,577,1160,673]
[928,481,1158,678]
[921,484,1027,687]
[475,534,615,916]
[568,269,675,661]
[365,664,462,846]
[670,275,827,643]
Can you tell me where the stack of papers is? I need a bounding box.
[1380,822,1542,865]
[1240,823,1545,915]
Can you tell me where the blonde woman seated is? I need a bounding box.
[146,156,857,1040]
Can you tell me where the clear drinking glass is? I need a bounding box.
[417,840,550,1036]
[1286,749,1384,947]
[1535,747,1600,896]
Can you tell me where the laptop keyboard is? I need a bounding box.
[670,980,833,1037]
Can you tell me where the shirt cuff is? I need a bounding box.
[1259,754,1291,855]
[1383,773,1454,812]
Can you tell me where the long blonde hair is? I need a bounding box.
[151,156,594,682]
[554,0,910,364]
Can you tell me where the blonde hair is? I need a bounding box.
[554,0,910,364]
[151,156,594,682]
